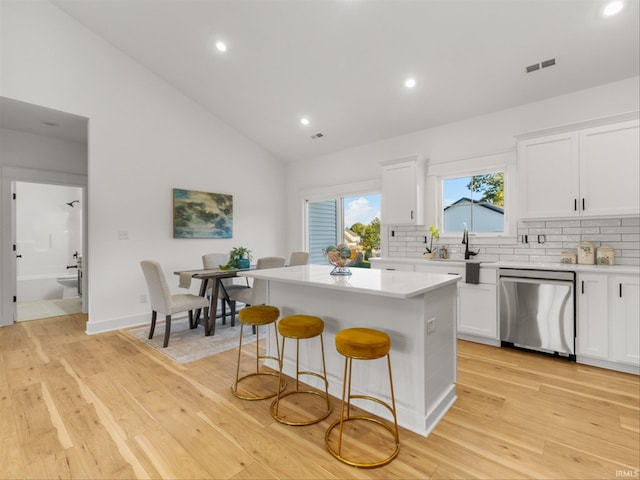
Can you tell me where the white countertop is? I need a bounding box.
[370,257,640,275]
[238,264,460,299]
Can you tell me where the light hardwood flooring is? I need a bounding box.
[0,313,638,479]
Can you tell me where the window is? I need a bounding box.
[442,171,504,234]
[306,193,380,266]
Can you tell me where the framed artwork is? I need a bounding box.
[173,188,233,238]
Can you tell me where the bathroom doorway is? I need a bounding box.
[15,181,84,321]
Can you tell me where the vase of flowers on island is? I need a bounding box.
[423,225,440,260]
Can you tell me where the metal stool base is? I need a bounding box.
[325,416,400,468]
[325,351,400,468]
[232,320,285,401]
[231,370,286,401]
[270,389,332,425]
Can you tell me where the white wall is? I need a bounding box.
[0,1,286,332]
[285,76,640,254]
[0,128,88,175]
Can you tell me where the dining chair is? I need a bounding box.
[288,251,309,266]
[140,260,211,347]
[202,253,248,326]
[228,256,286,308]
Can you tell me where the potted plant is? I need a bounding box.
[424,225,440,259]
[228,246,252,269]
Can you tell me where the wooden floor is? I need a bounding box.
[0,313,638,479]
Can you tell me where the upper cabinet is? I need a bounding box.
[517,117,639,219]
[381,155,425,225]
[579,121,640,217]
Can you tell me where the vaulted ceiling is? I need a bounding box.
[4,1,640,161]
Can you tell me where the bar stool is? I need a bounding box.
[325,327,400,468]
[231,305,286,401]
[270,315,332,425]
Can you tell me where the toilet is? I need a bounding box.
[56,274,79,299]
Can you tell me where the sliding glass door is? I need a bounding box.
[306,193,380,267]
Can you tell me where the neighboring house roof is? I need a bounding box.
[444,197,504,215]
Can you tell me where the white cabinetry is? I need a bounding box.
[518,131,579,219]
[381,155,425,225]
[610,275,640,366]
[579,121,640,217]
[458,283,498,340]
[577,272,640,373]
[518,118,639,219]
[577,273,609,360]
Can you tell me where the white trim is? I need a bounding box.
[577,355,640,375]
[85,312,187,335]
[427,151,516,239]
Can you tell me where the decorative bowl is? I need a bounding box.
[322,244,360,276]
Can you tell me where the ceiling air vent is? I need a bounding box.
[526,58,556,73]
[541,58,556,68]
[310,132,324,140]
[526,63,540,73]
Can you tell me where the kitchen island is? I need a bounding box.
[238,264,460,436]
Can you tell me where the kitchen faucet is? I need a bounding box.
[462,227,479,260]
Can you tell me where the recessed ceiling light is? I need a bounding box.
[215,41,227,52]
[300,117,310,126]
[404,77,417,89]
[602,0,624,17]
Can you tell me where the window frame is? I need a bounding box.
[427,150,516,242]
[302,180,381,263]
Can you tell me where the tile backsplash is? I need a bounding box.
[385,217,640,266]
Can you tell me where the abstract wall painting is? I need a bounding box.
[173,188,233,238]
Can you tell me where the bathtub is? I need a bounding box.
[17,273,78,301]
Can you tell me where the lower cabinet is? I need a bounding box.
[457,283,498,340]
[577,273,609,360]
[577,272,640,372]
[610,274,640,366]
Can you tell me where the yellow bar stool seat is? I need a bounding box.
[231,305,286,401]
[325,327,400,468]
[270,315,332,426]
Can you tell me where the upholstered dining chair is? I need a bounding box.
[288,251,309,266]
[140,260,210,347]
[228,256,286,308]
[202,253,248,326]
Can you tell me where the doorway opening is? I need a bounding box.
[15,181,84,321]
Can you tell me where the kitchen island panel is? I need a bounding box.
[262,278,457,437]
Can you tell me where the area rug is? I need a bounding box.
[127,320,262,364]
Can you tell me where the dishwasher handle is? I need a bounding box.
[499,276,574,288]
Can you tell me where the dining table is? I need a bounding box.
[173,267,250,335]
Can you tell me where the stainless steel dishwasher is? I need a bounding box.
[499,268,576,360]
